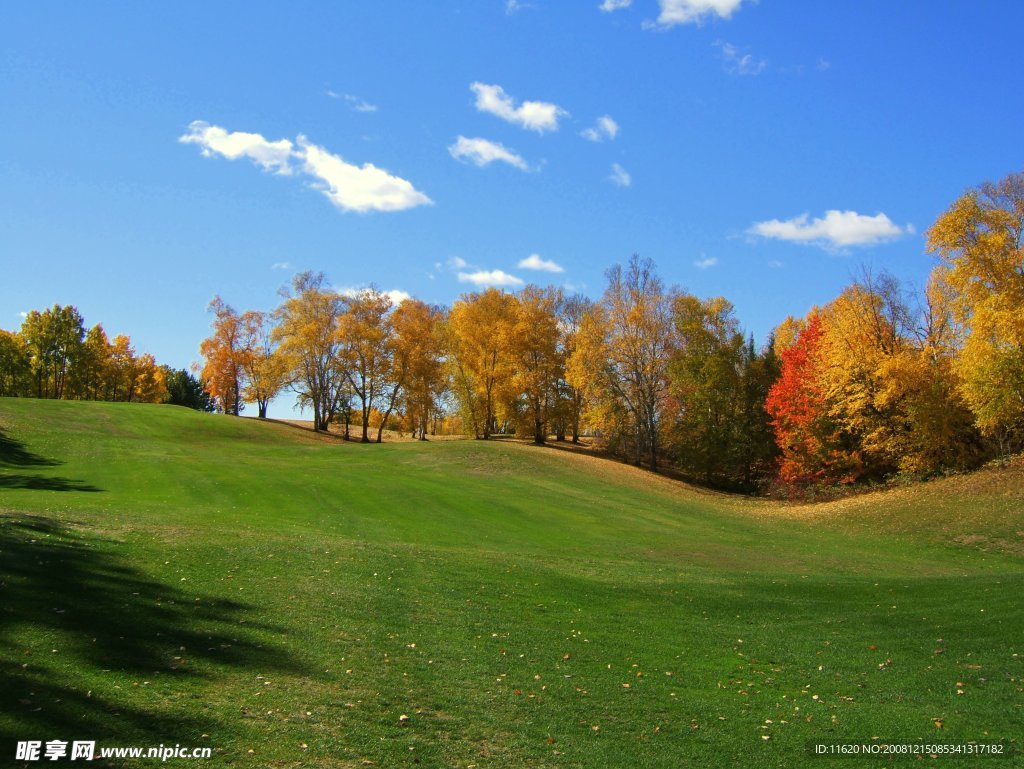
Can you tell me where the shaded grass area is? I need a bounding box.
[0,399,1022,767]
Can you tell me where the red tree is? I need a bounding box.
[765,315,859,486]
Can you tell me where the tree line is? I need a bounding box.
[2,169,1021,492]
[0,305,212,410]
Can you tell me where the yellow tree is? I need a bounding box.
[337,288,394,443]
[511,285,563,444]
[927,170,1024,451]
[200,296,246,415]
[238,310,285,419]
[273,272,346,432]
[817,272,980,478]
[567,256,674,471]
[391,299,446,440]
[0,330,31,397]
[70,324,112,400]
[131,353,168,403]
[107,334,140,402]
[554,294,593,443]
[447,288,519,439]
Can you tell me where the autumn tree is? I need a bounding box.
[927,170,1024,451]
[238,310,285,418]
[391,299,446,441]
[200,297,246,415]
[567,256,674,471]
[337,288,395,442]
[448,288,519,439]
[553,294,593,443]
[765,314,854,485]
[71,324,112,400]
[511,285,564,444]
[274,272,346,431]
[0,330,31,397]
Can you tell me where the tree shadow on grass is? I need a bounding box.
[0,427,101,492]
[0,429,59,468]
[0,475,101,491]
[0,515,311,759]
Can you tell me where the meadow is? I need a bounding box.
[1,399,1021,767]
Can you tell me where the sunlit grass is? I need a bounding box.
[1,399,1021,767]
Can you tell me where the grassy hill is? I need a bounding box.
[1,399,1021,767]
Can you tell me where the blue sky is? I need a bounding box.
[2,1,1022,416]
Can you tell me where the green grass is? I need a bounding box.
[1,398,1022,767]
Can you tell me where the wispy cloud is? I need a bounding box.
[749,210,914,249]
[715,41,767,75]
[694,256,718,269]
[448,136,530,171]
[647,0,747,29]
[18,311,28,319]
[581,115,619,142]
[271,261,292,270]
[470,82,567,133]
[609,162,631,187]
[600,0,633,11]
[326,90,378,113]
[180,121,431,213]
[518,253,565,273]
[458,269,524,287]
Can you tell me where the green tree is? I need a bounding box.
[163,367,216,411]
[20,304,86,399]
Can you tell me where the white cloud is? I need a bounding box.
[271,261,292,270]
[600,0,633,11]
[649,0,746,28]
[180,121,431,214]
[386,289,412,305]
[179,121,295,175]
[518,253,565,273]
[694,256,718,269]
[749,210,914,249]
[470,82,567,133]
[18,311,28,318]
[448,136,530,171]
[296,136,432,213]
[609,162,631,187]
[581,115,620,142]
[716,41,767,75]
[327,91,378,113]
[448,256,469,269]
[337,286,413,305]
[458,269,525,287]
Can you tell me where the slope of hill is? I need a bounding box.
[1,399,1021,767]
